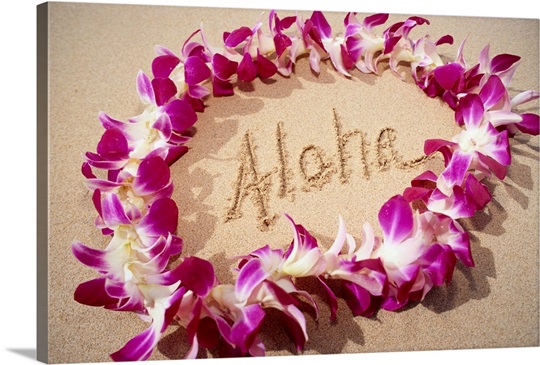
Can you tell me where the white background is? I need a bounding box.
[1,1,538,364]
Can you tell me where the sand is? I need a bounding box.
[41,2,539,363]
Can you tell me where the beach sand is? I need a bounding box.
[43,2,539,362]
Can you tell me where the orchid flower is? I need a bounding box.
[403,170,491,220]
[229,245,314,351]
[373,195,462,310]
[267,10,305,76]
[425,93,511,196]
[380,16,431,78]
[321,216,386,318]
[81,155,179,235]
[343,13,388,75]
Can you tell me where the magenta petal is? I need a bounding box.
[138,198,178,237]
[136,71,156,105]
[99,111,125,130]
[342,281,380,318]
[224,26,252,47]
[433,63,464,90]
[424,138,456,160]
[235,258,269,302]
[435,34,453,46]
[465,174,491,210]
[133,156,171,196]
[212,53,238,80]
[490,53,521,73]
[110,321,160,362]
[363,13,389,29]
[310,11,332,39]
[384,36,401,54]
[72,241,108,271]
[381,296,408,311]
[152,112,172,140]
[439,151,473,193]
[188,84,210,99]
[163,145,189,165]
[256,53,278,79]
[152,55,180,78]
[101,193,131,227]
[317,277,338,321]
[196,317,220,349]
[479,75,506,110]
[515,113,540,135]
[457,94,485,129]
[378,195,413,244]
[229,304,265,353]
[421,244,456,286]
[164,99,198,132]
[280,309,306,351]
[237,53,258,82]
[152,77,177,106]
[274,33,293,56]
[177,256,215,297]
[284,214,319,254]
[96,128,129,161]
[402,186,430,203]
[184,56,212,85]
[74,278,117,307]
[81,162,96,179]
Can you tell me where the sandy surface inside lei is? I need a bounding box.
[45,2,539,363]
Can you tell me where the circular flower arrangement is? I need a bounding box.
[72,10,539,361]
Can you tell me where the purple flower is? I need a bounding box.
[373,195,463,310]
[403,170,491,219]
[323,216,386,318]
[425,93,511,195]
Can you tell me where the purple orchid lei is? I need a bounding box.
[72,10,539,361]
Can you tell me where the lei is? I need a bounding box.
[72,10,539,361]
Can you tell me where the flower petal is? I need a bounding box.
[184,56,212,85]
[101,193,131,227]
[378,195,413,244]
[237,53,258,82]
[479,75,506,110]
[152,55,181,78]
[433,63,463,90]
[132,156,171,196]
[490,53,520,73]
[515,113,540,135]
[177,256,215,297]
[136,71,156,105]
[151,77,177,106]
[164,99,198,132]
[235,258,270,302]
[138,198,178,238]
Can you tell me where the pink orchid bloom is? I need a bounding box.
[231,215,327,352]
[421,41,523,108]
[152,30,212,101]
[343,13,388,75]
[425,93,510,196]
[373,195,464,310]
[302,11,354,76]
[131,70,198,136]
[380,16,431,78]
[322,216,387,318]
[267,10,305,76]
[81,155,176,233]
[202,19,277,82]
[403,170,491,220]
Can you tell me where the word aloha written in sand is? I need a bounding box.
[225,109,432,230]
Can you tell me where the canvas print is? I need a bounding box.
[37,1,539,363]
